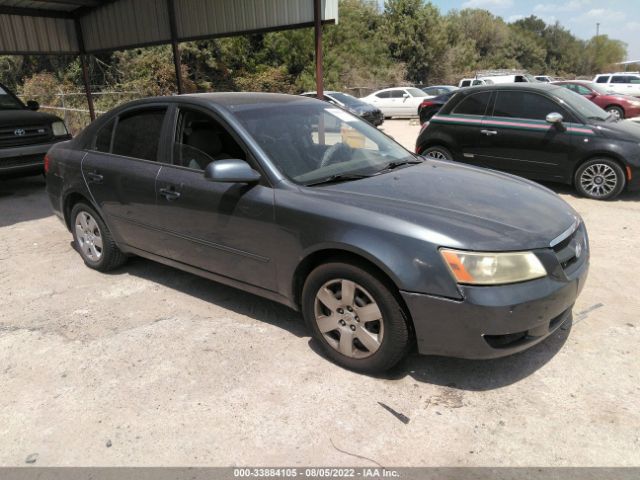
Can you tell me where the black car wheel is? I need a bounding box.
[70,202,127,271]
[422,146,453,161]
[575,158,626,200]
[605,106,624,120]
[302,262,411,373]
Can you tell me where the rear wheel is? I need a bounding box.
[605,106,624,120]
[575,158,626,200]
[70,202,127,271]
[422,145,453,160]
[302,262,411,373]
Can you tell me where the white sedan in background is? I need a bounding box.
[361,87,430,118]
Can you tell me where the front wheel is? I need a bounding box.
[302,262,411,373]
[574,158,626,200]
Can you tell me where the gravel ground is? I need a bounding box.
[0,121,639,466]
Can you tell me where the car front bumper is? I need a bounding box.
[401,256,589,359]
[0,139,68,174]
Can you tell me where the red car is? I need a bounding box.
[553,80,640,120]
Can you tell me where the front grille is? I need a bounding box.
[552,223,587,271]
[0,124,52,147]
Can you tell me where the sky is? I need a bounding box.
[379,0,640,61]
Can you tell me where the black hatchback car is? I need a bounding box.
[416,84,640,200]
[46,93,588,373]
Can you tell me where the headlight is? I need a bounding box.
[51,121,68,137]
[440,248,546,285]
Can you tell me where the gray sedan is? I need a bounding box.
[45,93,588,373]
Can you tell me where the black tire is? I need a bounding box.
[302,261,411,373]
[70,202,127,271]
[422,145,453,161]
[574,158,626,200]
[605,106,624,120]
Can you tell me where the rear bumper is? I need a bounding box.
[401,259,589,359]
[0,140,66,174]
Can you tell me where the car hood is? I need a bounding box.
[0,109,62,127]
[307,160,579,251]
[593,118,640,141]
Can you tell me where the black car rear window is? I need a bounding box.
[452,92,491,116]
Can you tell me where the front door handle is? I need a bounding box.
[86,171,103,183]
[159,187,181,201]
[481,129,498,136]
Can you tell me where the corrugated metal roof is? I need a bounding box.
[0,0,338,55]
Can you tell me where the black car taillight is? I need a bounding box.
[44,154,51,174]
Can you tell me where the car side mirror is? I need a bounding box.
[26,100,39,111]
[204,159,261,184]
[546,112,564,125]
[402,93,410,98]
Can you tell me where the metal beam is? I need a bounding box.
[0,6,73,19]
[314,0,324,100]
[167,0,184,94]
[74,18,96,121]
[38,0,102,6]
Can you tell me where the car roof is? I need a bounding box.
[110,92,318,111]
[460,83,562,94]
[301,90,342,96]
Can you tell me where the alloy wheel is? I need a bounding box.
[75,211,103,261]
[579,163,619,198]
[427,149,448,160]
[314,279,384,359]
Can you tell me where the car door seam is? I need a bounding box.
[79,151,100,208]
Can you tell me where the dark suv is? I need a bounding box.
[416,84,640,200]
[1,82,71,177]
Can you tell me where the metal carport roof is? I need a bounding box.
[0,0,338,119]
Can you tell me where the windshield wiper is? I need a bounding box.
[304,173,373,186]
[376,157,424,173]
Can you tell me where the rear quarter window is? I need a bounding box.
[596,76,610,83]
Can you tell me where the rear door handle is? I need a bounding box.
[86,171,103,183]
[159,187,181,201]
[481,129,498,136]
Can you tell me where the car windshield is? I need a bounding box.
[406,88,428,97]
[552,87,610,121]
[327,92,363,108]
[232,100,418,185]
[0,85,24,110]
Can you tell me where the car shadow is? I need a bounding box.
[116,255,569,390]
[384,318,572,391]
[114,256,307,338]
[0,174,53,227]
[539,181,640,202]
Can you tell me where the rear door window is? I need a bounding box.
[390,90,406,98]
[452,92,492,116]
[493,91,569,121]
[375,91,391,98]
[112,108,167,161]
